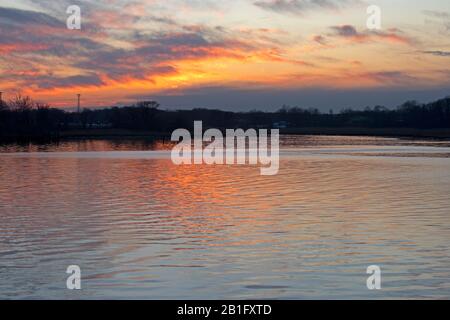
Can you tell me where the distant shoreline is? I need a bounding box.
[3,96,450,142]
[61,127,450,139]
[280,127,450,139]
[59,129,171,140]
[2,127,450,143]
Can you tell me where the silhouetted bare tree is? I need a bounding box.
[9,94,34,111]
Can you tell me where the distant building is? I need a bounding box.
[86,122,113,129]
[273,121,289,129]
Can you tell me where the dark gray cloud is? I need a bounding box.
[423,10,450,19]
[423,10,450,31]
[0,6,62,26]
[330,25,358,37]
[325,25,413,45]
[35,74,104,89]
[363,71,417,84]
[423,50,450,57]
[254,0,359,15]
[313,35,328,45]
[0,7,63,46]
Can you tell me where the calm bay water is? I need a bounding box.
[1,136,450,299]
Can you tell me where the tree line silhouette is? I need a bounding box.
[1,94,449,141]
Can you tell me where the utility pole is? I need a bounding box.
[77,94,81,113]
[0,91,4,109]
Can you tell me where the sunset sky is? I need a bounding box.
[0,0,449,110]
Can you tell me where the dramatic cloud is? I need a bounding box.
[0,1,449,109]
[0,6,276,90]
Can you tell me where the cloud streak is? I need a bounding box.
[254,0,359,15]
[328,25,414,45]
[423,50,450,57]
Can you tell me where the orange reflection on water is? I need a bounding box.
[1,141,450,299]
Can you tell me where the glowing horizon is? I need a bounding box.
[0,0,449,110]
